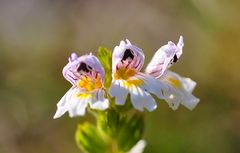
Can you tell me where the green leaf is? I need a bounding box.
[97,47,112,89]
[117,113,145,152]
[75,122,107,153]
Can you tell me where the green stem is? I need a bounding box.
[110,140,119,153]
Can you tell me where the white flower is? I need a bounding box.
[159,71,200,110]
[128,140,146,153]
[145,36,184,78]
[54,53,109,119]
[145,36,199,110]
[110,36,199,111]
[109,39,168,111]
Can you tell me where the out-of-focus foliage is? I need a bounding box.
[76,122,107,153]
[117,113,144,152]
[0,0,240,153]
[91,109,144,153]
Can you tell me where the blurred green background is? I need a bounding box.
[0,0,240,153]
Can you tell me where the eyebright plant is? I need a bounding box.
[54,36,200,153]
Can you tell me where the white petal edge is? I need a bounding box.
[109,80,128,105]
[137,73,168,100]
[128,140,146,153]
[129,84,157,112]
[161,71,200,110]
[75,97,90,116]
[53,87,78,119]
[68,95,88,117]
[145,36,184,78]
[90,89,109,110]
[129,85,144,111]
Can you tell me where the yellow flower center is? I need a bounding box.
[76,93,93,99]
[123,79,143,88]
[114,68,143,87]
[167,77,182,88]
[76,75,103,92]
[114,68,137,80]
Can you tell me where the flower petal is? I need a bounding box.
[181,93,200,110]
[142,92,157,111]
[90,89,109,110]
[145,36,184,78]
[63,53,105,85]
[181,77,196,93]
[128,140,146,153]
[129,85,144,111]
[68,95,89,117]
[62,60,81,85]
[78,54,105,81]
[161,71,199,110]
[109,80,129,105]
[162,89,182,110]
[129,84,157,111]
[137,73,168,100]
[176,36,184,59]
[112,39,145,73]
[68,53,78,62]
[75,97,89,116]
[54,87,79,119]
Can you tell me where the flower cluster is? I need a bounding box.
[54,36,200,153]
[54,36,199,119]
